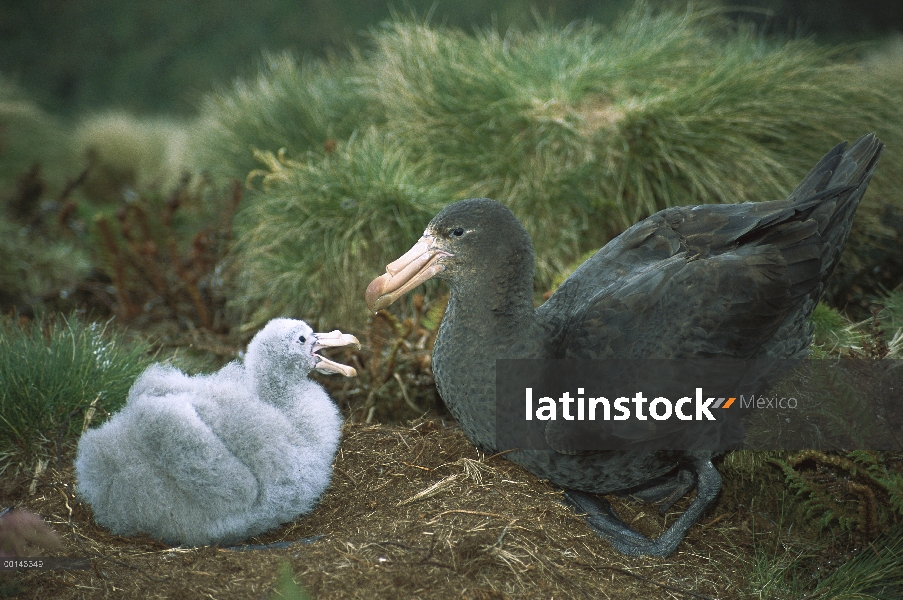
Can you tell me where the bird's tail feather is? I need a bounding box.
[788,133,883,207]
[791,133,884,283]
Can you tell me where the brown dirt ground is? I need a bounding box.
[0,420,864,600]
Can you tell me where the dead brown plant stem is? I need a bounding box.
[57,166,90,205]
[168,237,212,329]
[220,180,243,244]
[95,217,137,318]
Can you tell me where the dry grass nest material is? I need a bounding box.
[0,421,836,599]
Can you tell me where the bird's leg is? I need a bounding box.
[622,468,696,513]
[561,490,650,545]
[564,457,721,557]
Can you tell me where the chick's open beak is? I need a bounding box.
[312,330,360,377]
[365,235,451,312]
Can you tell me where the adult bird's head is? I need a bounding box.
[366,198,534,312]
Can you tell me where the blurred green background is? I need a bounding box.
[2,0,902,329]
[1,0,902,116]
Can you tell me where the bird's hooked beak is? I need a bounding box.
[366,235,452,312]
[312,330,360,377]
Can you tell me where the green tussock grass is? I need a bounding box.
[233,128,454,329]
[0,315,155,470]
[807,522,903,599]
[737,495,903,599]
[741,494,818,600]
[808,289,903,358]
[194,52,378,182]
[72,110,194,194]
[875,288,903,358]
[196,2,903,328]
[862,33,903,83]
[2,0,642,116]
[367,3,903,283]
[876,287,903,331]
[0,218,92,310]
[809,303,862,357]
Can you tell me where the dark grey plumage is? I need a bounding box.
[366,133,883,556]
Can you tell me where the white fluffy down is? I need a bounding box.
[75,319,346,546]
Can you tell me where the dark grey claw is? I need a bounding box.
[562,490,651,545]
[625,468,696,513]
[564,458,721,557]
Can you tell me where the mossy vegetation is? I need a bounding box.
[0,314,155,471]
[194,53,378,182]
[188,3,903,328]
[233,128,454,328]
[0,217,91,312]
[71,111,194,194]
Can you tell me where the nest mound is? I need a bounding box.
[3,421,794,599]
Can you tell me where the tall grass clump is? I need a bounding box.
[194,52,379,181]
[0,218,91,311]
[809,303,861,357]
[863,34,903,83]
[0,85,92,311]
[877,288,903,331]
[0,315,154,467]
[233,128,455,329]
[743,523,903,599]
[805,522,903,599]
[741,498,819,600]
[72,111,194,195]
[738,492,903,600]
[806,288,903,358]
[198,2,903,328]
[368,3,903,285]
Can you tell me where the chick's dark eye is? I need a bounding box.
[451,227,465,237]
[298,335,306,343]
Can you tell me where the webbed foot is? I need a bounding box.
[623,468,696,513]
[562,458,721,557]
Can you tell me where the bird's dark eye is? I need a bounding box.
[451,227,465,237]
[298,335,306,343]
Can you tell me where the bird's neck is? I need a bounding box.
[442,261,538,354]
[252,365,308,408]
[447,288,534,334]
[452,243,536,321]
[433,274,538,454]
